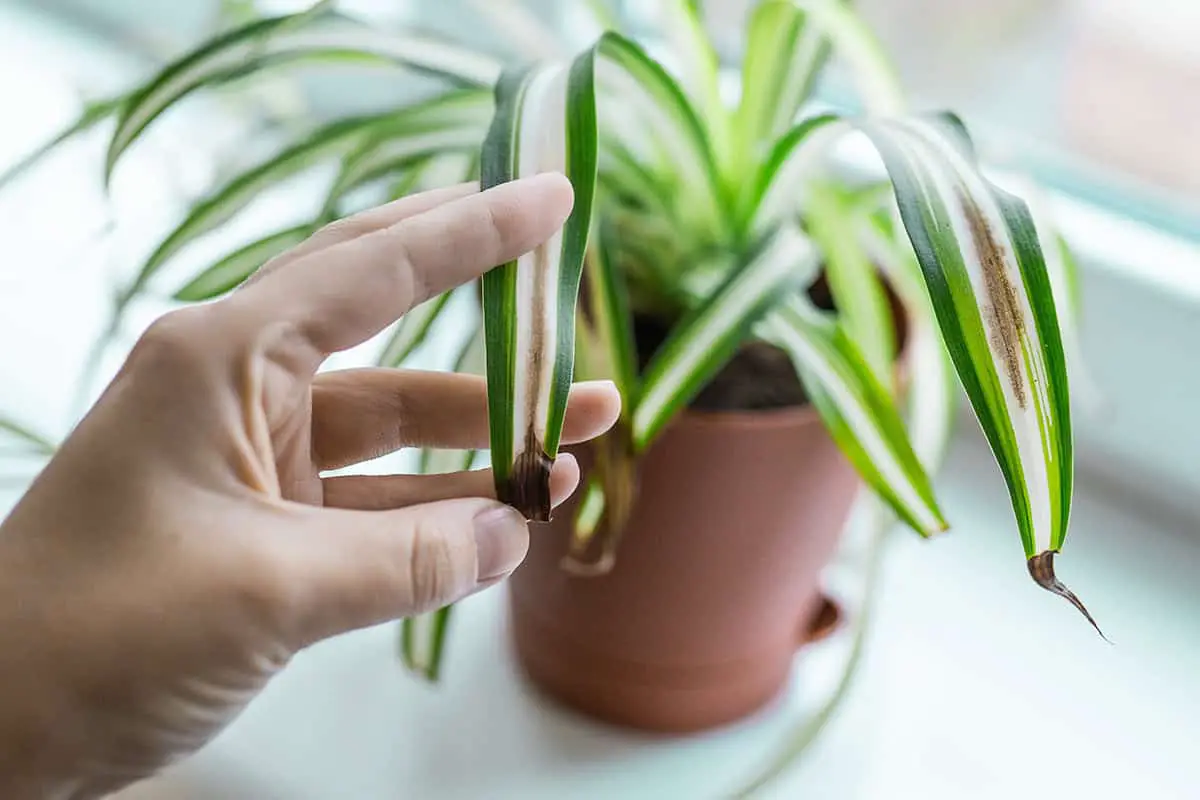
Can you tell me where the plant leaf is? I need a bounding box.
[594,32,725,236]
[105,7,501,183]
[655,0,731,169]
[743,111,841,231]
[322,89,492,209]
[399,606,454,682]
[805,179,895,383]
[127,92,484,304]
[399,323,484,683]
[481,49,599,521]
[0,94,125,192]
[173,224,313,301]
[758,297,946,536]
[733,0,830,174]
[581,223,639,403]
[799,0,905,115]
[377,291,457,369]
[855,205,959,471]
[632,226,818,449]
[858,114,1093,631]
[0,418,57,456]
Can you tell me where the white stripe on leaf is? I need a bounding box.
[758,298,946,536]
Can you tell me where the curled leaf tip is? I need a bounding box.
[560,549,617,578]
[1027,551,1111,643]
[499,447,553,522]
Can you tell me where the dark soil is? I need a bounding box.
[633,273,909,413]
[634,277,840,413]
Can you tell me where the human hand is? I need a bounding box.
[0,173,620,798]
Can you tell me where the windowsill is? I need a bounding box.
[110,429,1200,800]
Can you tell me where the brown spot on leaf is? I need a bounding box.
[962,194,1027,408]
[503,246,552,521]
[1028,551,1111,642]
[500,428,553,522]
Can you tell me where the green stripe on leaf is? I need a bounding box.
[481,50,599,521]
[104,7,500,183]
[758,297,946,536]
[173,224,312,301]
[633,227,817,449]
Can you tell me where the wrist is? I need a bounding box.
[0,529,92,798]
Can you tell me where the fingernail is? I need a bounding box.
[574,379,617,392]
[473,505,529,582]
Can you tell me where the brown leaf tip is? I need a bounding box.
[1027,551,1112,644]
[500,447,554,523]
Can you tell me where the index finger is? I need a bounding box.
[234,172,574,355]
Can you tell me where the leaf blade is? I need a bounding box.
[804,179,895,382]
[0,418,57,456]
[734,0,829,174]
[173,224,313,301]
[128,90,489,304]
[0,95,125,192]
[632,227,817,449]
[377,291,456,369]
[481,50,599,520]
[857,115,1091,627]
[105,8,500,182]
[758,297,946,536]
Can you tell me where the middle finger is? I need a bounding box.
[311,370,620,471]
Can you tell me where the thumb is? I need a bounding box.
[290,498,529,644]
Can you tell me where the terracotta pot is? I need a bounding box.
[506,404,858,733]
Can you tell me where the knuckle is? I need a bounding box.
[224,540,300,634]
[407,516,472,614]
[377,225,422,306]
[129,306,216,371]
[316,215,369,243]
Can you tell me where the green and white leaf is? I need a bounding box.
[173,224,312,301]
[633,226,818,449]
[758,296,946,536]
[582,223,639,402]
[323,90,492,207]
[105,6,500,182]
[733,0,830,173]
[744,112,842,231]
[399,606,453,682]
[857,114,1098,632]
[130,92,486,303]
[801,0,905,115]
[377,291,457,369]
[653,0,731,168]
[571,479,607,547]
[481,52,598,521]
[804,179,894,382]
[855,204,958,471]
[1009,178,1104,416]
[0,94,125,191]
[0,418,57,456]
[594,33,726,235]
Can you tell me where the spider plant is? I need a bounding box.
[1,0,1101,689]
